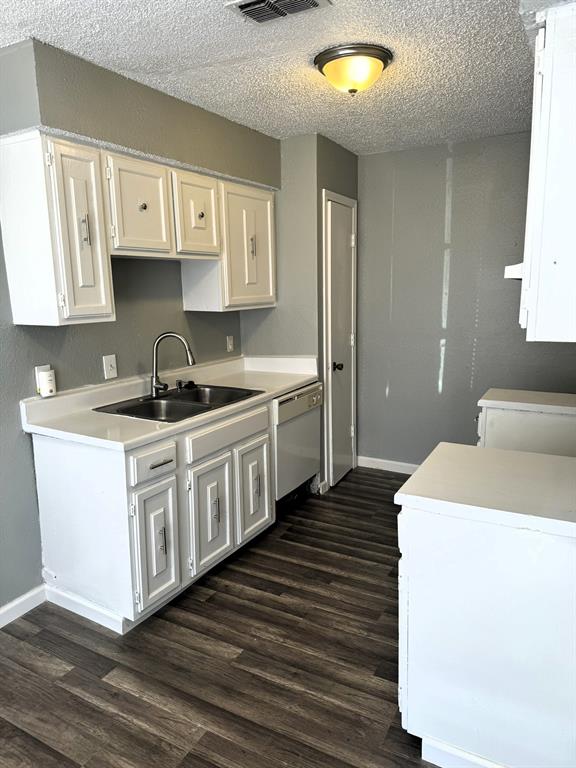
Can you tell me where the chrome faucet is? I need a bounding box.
[151,332,195,398]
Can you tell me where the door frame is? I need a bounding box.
[321,189,358,488]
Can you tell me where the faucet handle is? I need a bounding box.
[176,379,196,391]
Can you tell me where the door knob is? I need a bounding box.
[332,362,344,371]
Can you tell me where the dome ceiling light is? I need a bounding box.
[314,44,393,95]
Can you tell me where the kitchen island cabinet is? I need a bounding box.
[395,442,576,768]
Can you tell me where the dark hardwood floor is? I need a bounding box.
[0,467,434,768]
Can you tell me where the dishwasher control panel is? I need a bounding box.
[274,383,323,425]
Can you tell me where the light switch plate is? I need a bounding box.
[226,335,234,353]
[102,354,118,380]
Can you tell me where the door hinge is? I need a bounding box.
[188,557,194,573]
[350,332,355,347]
[186,478,192,492]
[128,503,135,517]
[57,292,66,309]
[110,223,116,238]
[45,151,54,167]
[350,424,355,438]
[350,233,356,248]
[105,166,112,180]
[134,590,141,607]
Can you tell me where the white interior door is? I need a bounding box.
[323,191,357,487]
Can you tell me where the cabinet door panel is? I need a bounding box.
[235,434,272,543]
[133,476,180,612]
[220,183,275,307]
[51,141,114,319]
[189,452,234,573]
[172,170,220,255]
[106,154,172,252]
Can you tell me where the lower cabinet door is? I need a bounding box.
[188,452,234,573]
[132,476,180,612]
[234,434,272,544]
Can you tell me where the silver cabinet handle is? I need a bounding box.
[149,457,174,470]
[211,496,220,523]
[249,235,256,260]
[256,474,261,498]
[159,525,167,554]
[78,213,91,247]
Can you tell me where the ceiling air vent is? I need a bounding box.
[227,0,332,24]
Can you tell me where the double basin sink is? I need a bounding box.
[95,383,263,423]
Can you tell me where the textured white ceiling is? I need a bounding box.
[1,0,534,155]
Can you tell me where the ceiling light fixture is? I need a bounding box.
[314,44,393,95]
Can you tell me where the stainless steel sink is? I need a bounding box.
[116,399,211,422]
[170,384,262,406]
[94,384,263,423]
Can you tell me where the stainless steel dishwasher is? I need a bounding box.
[272,382,323,500]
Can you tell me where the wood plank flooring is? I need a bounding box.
[0,467,434,768]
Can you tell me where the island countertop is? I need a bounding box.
[395,442,576,537]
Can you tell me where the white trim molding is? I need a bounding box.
[357,456,419,475]
[422,737,506,768]
[45,585,125,634]
[0,585,46,628]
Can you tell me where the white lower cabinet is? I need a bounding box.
[188,452,234,573]
[131,475,180,612]
[31,406,274,634]
[234,434,272,543]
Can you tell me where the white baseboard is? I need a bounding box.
[0,585,46,628]
[45,586,125,634]
[422,738,504,768]
[357,456,419,475]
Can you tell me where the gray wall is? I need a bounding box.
[0,41,40,135]
[0,40,279,608]
[241,135,318,355]
[1,40,280,188]
[358,133,576,465]
[241,134,358,357]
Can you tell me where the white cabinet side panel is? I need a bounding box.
[0,131,59,324]
[402,506,576,768]
[33,435,134,616]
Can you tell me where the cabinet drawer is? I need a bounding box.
[186,407,269,464]
[129,441,177,487]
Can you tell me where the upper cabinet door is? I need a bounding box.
[518,5,576,341]
[50,140,114,320]
[172,170,220,255]
[220,182,276,307]
[105,154,172,253]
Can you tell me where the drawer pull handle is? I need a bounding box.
[149,457,174,470]
[159,526,167,554]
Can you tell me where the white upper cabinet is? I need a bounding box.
[104,153,173,254]
[508,3,576,341]
[0,131,115,325]
[172,169,220,256]
[221,182,276,307]
[181,180,276,311]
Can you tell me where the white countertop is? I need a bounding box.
[395,442,576,536]
[20,356,318,452]
[479,388,576,415]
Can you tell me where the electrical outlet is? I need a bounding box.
[102,354,118,380]
[226,336,234,353]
